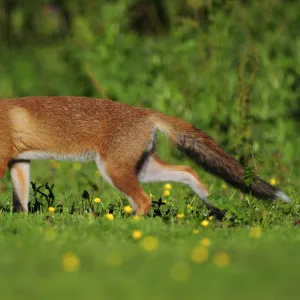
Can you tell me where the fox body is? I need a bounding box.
[0,96,289,216]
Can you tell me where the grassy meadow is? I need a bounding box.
[0,156,299,300]
[0,0,299,299]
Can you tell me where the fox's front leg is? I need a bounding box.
[9,160,31,213]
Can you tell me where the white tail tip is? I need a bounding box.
[276,191,290,203]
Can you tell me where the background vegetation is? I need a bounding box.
[0,1,299,299]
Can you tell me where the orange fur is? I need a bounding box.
[0,166,5,178]
[0,96,289,216]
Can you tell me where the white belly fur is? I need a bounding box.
[14,150,97,162]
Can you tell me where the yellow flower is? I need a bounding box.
[191,246,209,263]
[177,213,184,219]
[141,236,158,252]
[208,216,213,221]
[123,205,133,214]
[93,197,101,203]
[170,262,190,282]
[164,183,172,190]
[105,213,114,221]
[221,183,227,190]
[249,226,262,239]
[94,170,101,177]
[73,163,82,170]
[105,252,123,267]
[51,160,60,169]
[200,237,211,247]
[61,252,80,272]
[48,206,55,213]
[163,190,170,197]
[132,230,143,240]
[270,178,276,186]
[187,204,193,210]
[201,220,209,228]
[214,252,230,268]
[192,229,200,235]
[132,215,140,221]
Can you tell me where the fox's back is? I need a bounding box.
[5,95,151,124]
[1,96,154,158]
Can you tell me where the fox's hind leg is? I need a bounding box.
[107,170,151,215]
[96,154,151,215]
[9,160,31,212]
[94,126,155,215]
[138,153,208,200]
[138,153,225,219]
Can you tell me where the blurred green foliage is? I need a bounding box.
[0,0,299,173]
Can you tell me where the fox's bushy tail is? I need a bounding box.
[153,113,289,202]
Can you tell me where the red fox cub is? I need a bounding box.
[0,96,289,216]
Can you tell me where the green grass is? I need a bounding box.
[0,159,299,300]
[0,1,298,298]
